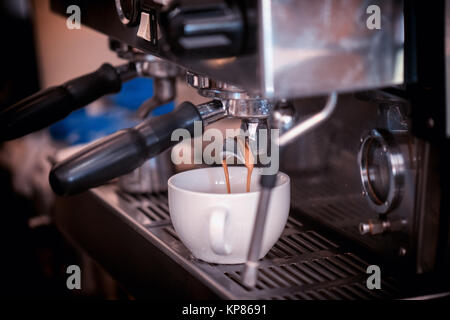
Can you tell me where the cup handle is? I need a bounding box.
[209,207,232,256]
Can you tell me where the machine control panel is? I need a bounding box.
[115,0,158,46]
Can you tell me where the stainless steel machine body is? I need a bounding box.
[50,0,404,98]
[281,94,439,274]
[45,0,450,299]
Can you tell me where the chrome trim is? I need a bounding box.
[358,129,406,214]
[278,92,338,147]
[115,0,131,25]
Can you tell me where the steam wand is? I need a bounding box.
[242,92,338,287]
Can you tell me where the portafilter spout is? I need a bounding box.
[186,71,275,164]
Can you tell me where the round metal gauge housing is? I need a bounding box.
[358,129,405,214]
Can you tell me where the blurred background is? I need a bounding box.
[0,0,215,299]
[0,0,130,299]
[0,0,239,298]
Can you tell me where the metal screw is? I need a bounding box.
[359,223,371,235]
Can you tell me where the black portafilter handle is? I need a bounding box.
[49,101,223,197]
[0,63,132,142]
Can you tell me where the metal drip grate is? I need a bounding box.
[116,190,171,227]
[290,171,366,225]
[91,185,406,300]
[221,251,402,300]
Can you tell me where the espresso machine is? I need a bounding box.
[1,0,450,299]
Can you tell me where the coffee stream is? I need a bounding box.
[222,158,231,194]
[222,140,254,194]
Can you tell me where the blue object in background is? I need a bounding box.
[49,108,137,145]
[112,78,175,115]
[50,78,175,145]
[113,77,153,110]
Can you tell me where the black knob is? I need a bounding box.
[116,0,141,26]
[160,0,256,59]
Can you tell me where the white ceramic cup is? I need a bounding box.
[168,167,290,264]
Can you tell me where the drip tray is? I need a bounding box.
[55,184,409,300]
